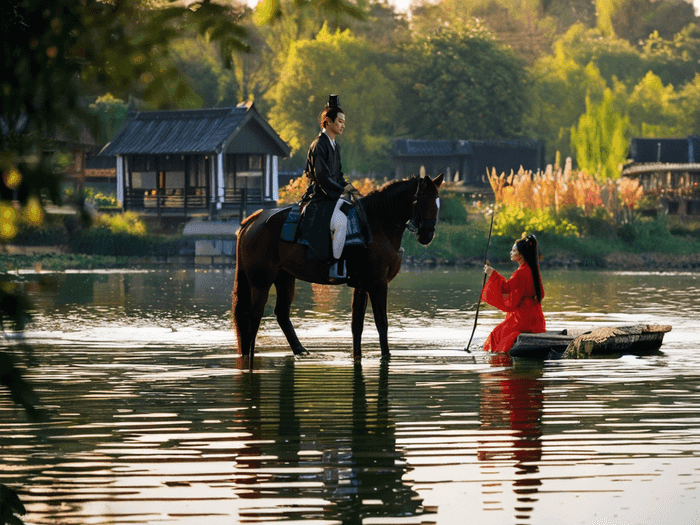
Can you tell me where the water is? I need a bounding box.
[1,267,700,525]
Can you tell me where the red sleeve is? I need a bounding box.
[481,267,528,313]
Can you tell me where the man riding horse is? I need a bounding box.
[299,94,361,280]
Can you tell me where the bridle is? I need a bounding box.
[406,178,438,238]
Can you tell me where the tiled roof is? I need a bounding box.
[99,103,289,157]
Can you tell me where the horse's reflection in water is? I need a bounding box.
[478,356,544,523]
[233,174,443,362]
[233,359,427,523]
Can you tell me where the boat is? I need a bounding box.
[508,324,672,360]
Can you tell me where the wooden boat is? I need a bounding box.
[509,324,672,360]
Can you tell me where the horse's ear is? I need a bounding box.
[433,172,444,188]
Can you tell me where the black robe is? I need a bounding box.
[299,132,349,261]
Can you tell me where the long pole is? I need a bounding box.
[464,206,495,352]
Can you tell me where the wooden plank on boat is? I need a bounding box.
[563,324,672,359]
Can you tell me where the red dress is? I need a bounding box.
[481,264,546,353]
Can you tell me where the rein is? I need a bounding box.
[360,177,436,241]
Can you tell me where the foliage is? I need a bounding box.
[266,25,399,172]
[611,0,698,45]
[68,212,183,257]
[642,24,700,87]
[170,36,239,108]
[1,0,249,240]
[493,205,580,238]
[627,71,685,136]
[400,224,487,261]
[524,52,609,160]
[89,94,130,145]
[277,173,383,205]
[277,174,310,205]
[570,88,630,182]
[92,212,147,237]
[409,0,559,63]
[64,188,119,209]
[253,0,366,26]
[397,21,529,140]
[615,216,689,253]
[485,160,645,236]
[438,197,469,225]
[487,163,607,213]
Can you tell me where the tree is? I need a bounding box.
[1,0,248,214]
[266,25,399,173]
[611,0,698,44]
[627,71,685,136]
[397,21,529,140]
[571,88,630,181]
[642,24,700,87]
[678,74,700,135]
[525,57,608,162]
[170,36,239,107]
[89,95,131,145]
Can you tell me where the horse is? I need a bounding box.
[232,173,443,362]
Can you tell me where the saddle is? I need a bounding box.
[276,202,368,248]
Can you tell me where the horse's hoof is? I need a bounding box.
[292,348,309,356]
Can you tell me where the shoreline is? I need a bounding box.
[3,245,700,272]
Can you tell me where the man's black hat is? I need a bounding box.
[328,94,340,108]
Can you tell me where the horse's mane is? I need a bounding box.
[358,177,418,217]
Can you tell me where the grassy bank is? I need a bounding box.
[401,222,700,270]
[4,198,700,271]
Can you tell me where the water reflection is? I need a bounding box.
[479,356,543,524]
[235,359,422,523]
[2,268,700,524]
[234,359,426,523]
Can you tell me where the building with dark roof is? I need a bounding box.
[390,138,545,187]
[622,136,700,220]
[99,102,290,222]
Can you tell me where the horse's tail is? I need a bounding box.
[232,213,259,356]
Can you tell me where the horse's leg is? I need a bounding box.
[233,262,253,356]
[368,283,390,357]
[274,272,307,355]
[247,284,271,361]
[351,288,369,360]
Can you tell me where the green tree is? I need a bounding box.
[1,0,248,214]
[571,88,630,181]
[525,52,608,161]
[170,36,239,107]
[398,21,529,140]
[642,24,700,87]
[266,24,399,172]
[611,0,697,44]
[89,95,130,145]
[627,71,685,136]
[678,74,700,135]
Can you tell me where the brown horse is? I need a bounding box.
[232,173,443,361]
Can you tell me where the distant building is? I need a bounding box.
[390,138,545,188]
[99,102,290,225]
[622,137,700,219]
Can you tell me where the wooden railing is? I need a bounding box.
[125,187,266,213]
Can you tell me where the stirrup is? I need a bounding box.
[329,260,346,279]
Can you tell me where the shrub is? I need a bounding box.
[69,212,155,256]
[494,206,579,239]
[439,197,468,224]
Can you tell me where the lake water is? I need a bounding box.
[1,267,700,525]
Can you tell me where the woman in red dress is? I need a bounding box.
[481,234,545,353]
